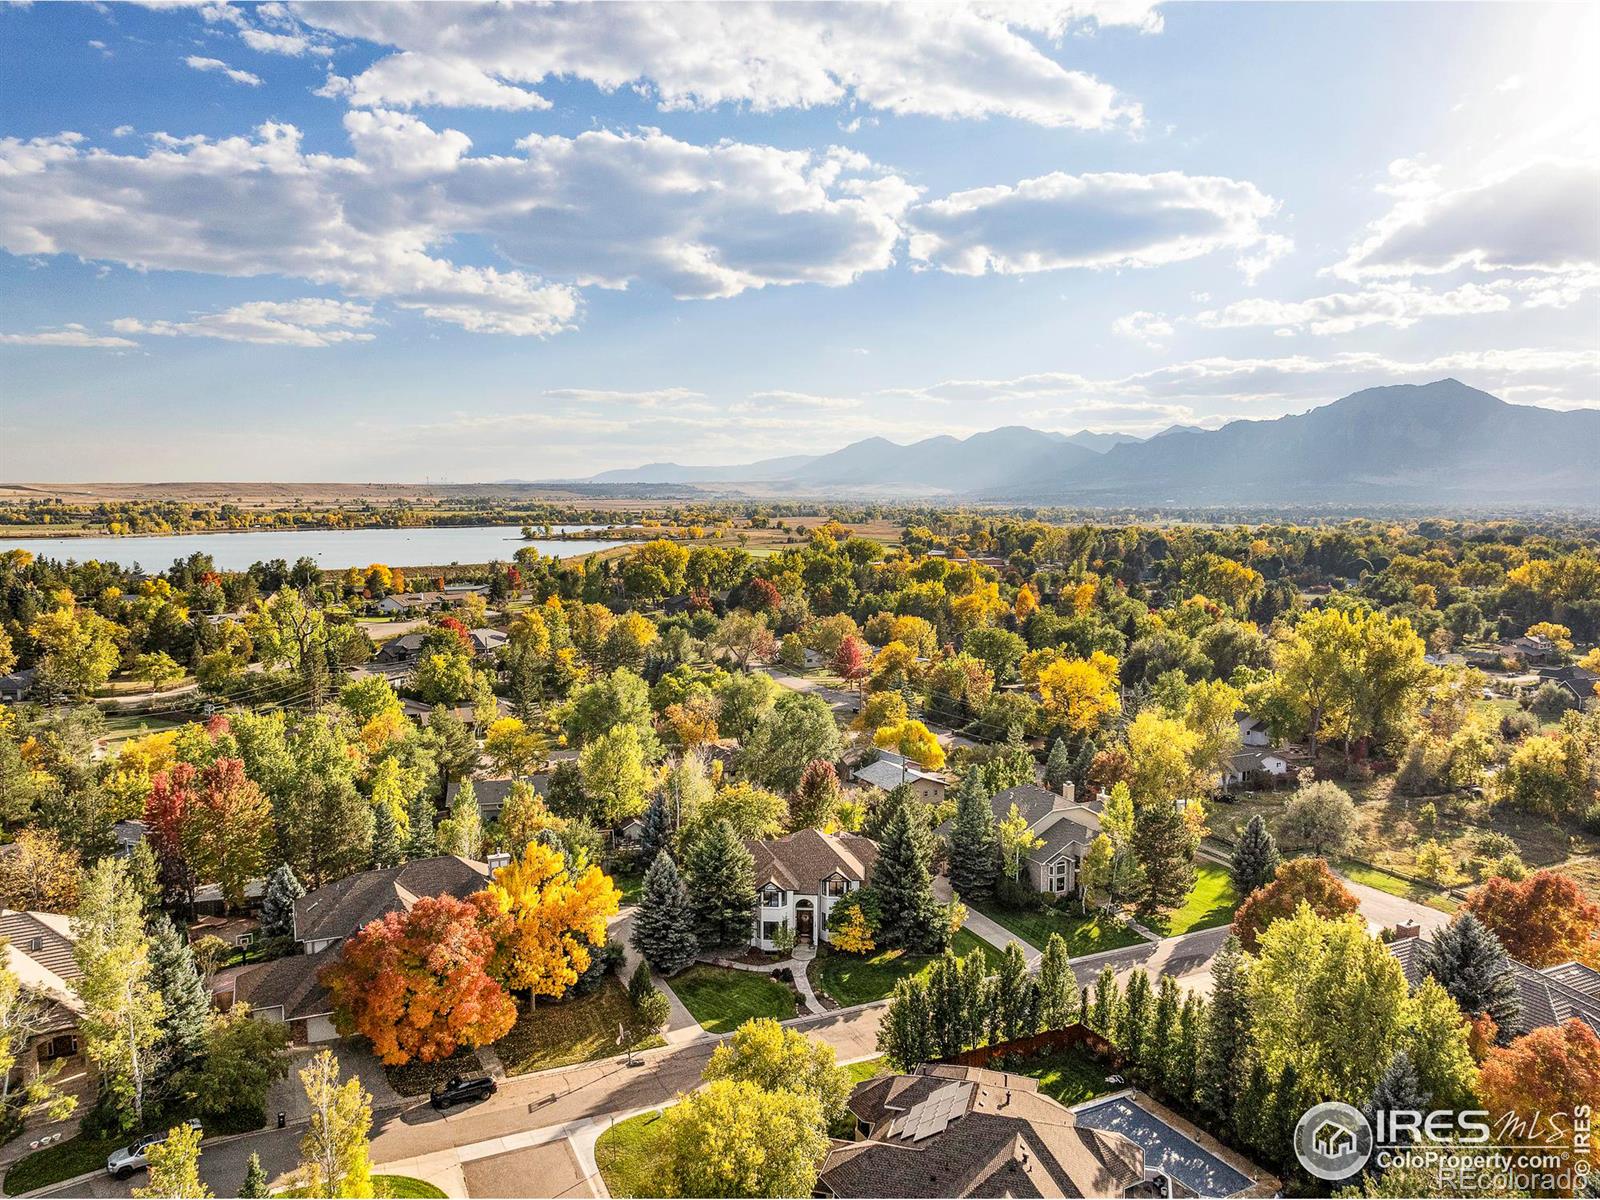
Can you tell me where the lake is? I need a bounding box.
[0,524,627,572]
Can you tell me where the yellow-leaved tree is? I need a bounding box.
[1035,651,1120,736]
[873,719,946,776]
[483,841,621,1005]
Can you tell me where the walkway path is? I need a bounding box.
[608,907,704,1046]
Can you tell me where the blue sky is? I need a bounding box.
[2,1,1596,482]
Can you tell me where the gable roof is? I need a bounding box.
[1032,809,1102,863]
[854,751,944,791]
[228,946,338,1021]
[294,855,489,944]
[749,829,878,894]
[0,910,82,1028]
[1387,935,1600,1035]
[989,784,1067,829]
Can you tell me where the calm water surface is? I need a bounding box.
[0,524,625,572]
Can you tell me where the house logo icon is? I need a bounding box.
[1294,1102,1373,1180]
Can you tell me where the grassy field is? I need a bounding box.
[810,928,1006,1007]
[1144,862,1241,937]
[494,978,662,1076]
[374,1176,448,1198]
[96,711,190,743]
[667,965,795,1033]
[1017,1045,1120,1107]
[594,1110,670,1198]
[971,902,1146,957]
[843,1056,887,1086]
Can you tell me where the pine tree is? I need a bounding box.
[148,914,210,1069]
[1088,965,1121,1037]
[239,1153,269,1199]
[1132,800,1198,921]
[1365,1050,1430,1134]
[1070,738,1097,792]
[1199,935,1251,1129]
[405,790,436,861]
[989,942,1036,1044]
[260,863,305,941]
[683,820,757,950]
[1230,815,1281,897]
[630,852,698,975]
[1043,737,1073,793]
[947,771,998,903]
[1035,933,1079,1031]
[1421,911,1523,1039]
[370,803,401,870]
[1118,969,1154,1063]
[1266,1062,1303,1171]
[639,793,672,867]
[1146,975,1181,1093]
[878,977,935,1071]
[874,802,946,953]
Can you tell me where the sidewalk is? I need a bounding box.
[609,907,706,1046]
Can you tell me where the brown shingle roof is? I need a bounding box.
[294,855,488,944]
[0,910,80,983]
[748,829,877,894]
[229,946,339,1021]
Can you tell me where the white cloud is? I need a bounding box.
[906,170,1281,275]
[111,298,378,346]
[239,27,330,56]
[184,55,263,86]
[1335,158,1600,280]
[288,1,1148,128]
[1112,309,1173,345]
[1194,282,1513,335]
[0,324,137,349]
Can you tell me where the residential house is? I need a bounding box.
[749,829,877,951]
[1220,747,1290,792]
[0,668,35,703]
[1235,712,1272,747]
[374,631,428,666]
[112,818,148,857]
[980,783,1102,897]
[374,592,441,616]
[467,627,508,656]
[1538,664,1599,708]
[1506,634,1560,666]
[817,1063,1264,1199]
[444,776,547,825]
[0,910,92,1111]
[852,750,948,804]
[186,913,262,950]
[1389,929,1600,1035]
[216,855,489,1045]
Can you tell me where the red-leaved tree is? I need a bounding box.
[185,757,272,912]
[322,893,516,1066]
[747,576,782,614]
[1231,857,1359,952]
[1480,1019,1600,1186]
[145,762,198,907]
[834,636,869,689]
[1466,871,1600,968]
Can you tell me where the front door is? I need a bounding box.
[795,906,814,946]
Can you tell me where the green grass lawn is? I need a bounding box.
[1016,1044,1120,1107]
[972,902,1146,957]
[1143,862,1241,937]
[667,965,795,1033]
[1338,859,1461,913]
[374,1175,448,1198]
[610,866,644,906]
[3,1131,124,1196]
[494,977,663,1076]
[843,1056,887,1086]
[594,1110,669,1198]
[811,928,1006,1007]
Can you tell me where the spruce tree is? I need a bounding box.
[1173,993,1205,1107]
[989,941,1036,1044]
[1199,935,1251,1128]
[239,1153,269,1199]
[1035,933,1079,1031]
[1070,738,1097,792]
[947,771,998,902]
[405,789,436,860]
[370,803,401,869]
[874,802,946,953]
[683,819,757,950]
[1132,800,1198,921]
[148,915,210,1068]
[260,863,304,940]
[630,852,699,975]
[1230,814,1281,897]
[1365,1050,1430,1134]
[639,793,672,867]
[1118,968,1154,1063]
[1043,737,1073,793]
[1088,965,1121,1037]
[1421,911,1522,1039]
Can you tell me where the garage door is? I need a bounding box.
[305,1015,339,1043]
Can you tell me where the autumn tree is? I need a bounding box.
[656,1079,828,1198]
[0,827,82,913]
[296,1050,374,1199]
[483,840,621,1003]
[1480,1020,1600,1184]
[790,760,842,832]
[29,598,121,699]
[184,757,272,911]
[1232,857,1359,952]
[703,1017,851,1131]
[322,894,515,1065]
[1035,652,1120,737]
[872,719,946,777]
[133,1123,211,1200]
[579,723,649,827]
[1464,870,1600,968]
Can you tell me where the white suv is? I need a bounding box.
[105,1119,203,1180]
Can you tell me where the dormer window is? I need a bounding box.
[762,884,783,907]
[824,876,849,897]
[28,936,43,953]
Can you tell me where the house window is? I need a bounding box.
[762,885,783,908]
[762,921,783,941]
[27,936,43,953]
[825,876,849,897]
[1050,859,1070,894]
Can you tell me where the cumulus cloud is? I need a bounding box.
[289,1,1148,128]
[111,298,378,346]
[1112,310,1174,344]
[0,324,138,349]
[184,55,263,86]
[0,114,913,335]
[239,27,331,56]
[1335,158,1600,280]
[906,170,1281,276]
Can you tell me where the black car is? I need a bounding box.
[430,1074,497,1109]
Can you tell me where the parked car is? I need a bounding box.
[106,1119,203,1180]
[430,1074,497,1109]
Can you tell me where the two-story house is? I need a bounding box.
[985,783,1102,897]
[748,829,877,951]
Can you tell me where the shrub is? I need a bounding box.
[1476,831,1518,859]
[1499,710,1538,741]
[994,874,1047,912]
[1583,802,1600,836]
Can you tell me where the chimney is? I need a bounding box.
[1393,920,1422,940]
[1061,780,1074,803]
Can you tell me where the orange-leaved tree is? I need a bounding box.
[482,840,621,1005]
[322,893,515,1065]
[1231,857,1359,952]
[1480,1019,1600,1189]
[1465,871,1600,968]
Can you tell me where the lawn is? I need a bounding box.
[1015,1044,1120,1107]
[374,1176,448,1199]
[1338,860,1461,913]
[843,1055,887,1086]
[494,977,663,1076]
[971,903,1146,957]
[811,928,1006,1007]
[3,1131,124,1195]
[1143,862,1240,937]
[666,965,795,1033]
[595,1110,671,1198]
[610,866,644,906]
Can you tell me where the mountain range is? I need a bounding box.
[551,380,1600,508]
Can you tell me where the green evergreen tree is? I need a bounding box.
[1199,935,1251,1129]
[1230,814,1282,897]
[1118,969,1154,1064]
[370,802,401,869]
[639,793,672,867]
[1147,975,1181,1093]
[148,914,210,1069]
[1173,993,1205,1108]
[878,977,935,1072]
[259,863,304,941]
[1365,1050,1430,1137]
[1070,738,1097,792]
[630,852,699,974]
[862,782,914,843]
[1420,912,1522,1039]
[1035,933,1079,1031]
[405,789,436,860]
[1267,1062,1303,1172]
[1132,800,1198,921]
[683,819,757,950]
[1234,1060,1272,1158]
[1088,965,1121,1038]
[239,1152,269,1199]
[946,771,998,902]
[874,802,946,953]
[989,942,1036,1044]
[1043,737,1073,793]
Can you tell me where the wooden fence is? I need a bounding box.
[933,1023,1121,1072]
